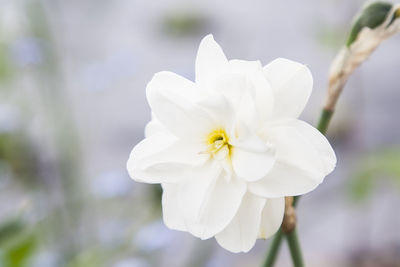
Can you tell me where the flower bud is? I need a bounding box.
[346,2,392,47]
[326,2,400,110]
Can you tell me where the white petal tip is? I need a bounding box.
[202,33,215,41]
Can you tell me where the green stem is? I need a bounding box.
[260,108,334,267]
[293,195,300,207]
[316,108,333,135]
[262,229,283,267]
[286,228,304,267]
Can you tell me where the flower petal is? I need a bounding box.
[195,34,228,90]
[127,133,209,184]
[146,71,216,140]
[224,60,274,124]
[212,73,259,132]
[196,93,236,136]
[144,116,167,137]
[249,119,336,197]
[231,134,276,182]
[177,162,247,239]
[213,73,248,108]
[258,197,285,239]
[263,58,312,119]
[215,193,266,253]
[161,183,187,232]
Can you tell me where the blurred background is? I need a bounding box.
[0,0,399,266]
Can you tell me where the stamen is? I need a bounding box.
[205,129,232,160]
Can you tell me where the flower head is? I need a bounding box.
[127,35,336,253]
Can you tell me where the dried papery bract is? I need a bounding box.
[326,2,400,111]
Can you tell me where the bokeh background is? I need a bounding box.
[0,0,400,266]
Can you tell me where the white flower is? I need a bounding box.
[127,35,336,253]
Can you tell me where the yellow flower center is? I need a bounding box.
[206,129,232,159]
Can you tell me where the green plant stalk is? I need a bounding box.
[262,229,284,267]
[261,108,334,267]
[286,228,304,267]
[316,108,333,135]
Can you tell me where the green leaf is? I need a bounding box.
[349,170,374,201]
[0,219,36,267]
[0,220,25,248]
[2,234,36,267]
[349,149,400,202]
[346,2,393,47]
[163,13,206,36]
[0,43,14,82]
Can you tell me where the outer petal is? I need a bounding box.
[178,162,247,239]
[258,197,285,239]
[144,116,167,137]
[215,193,266,253]
[263,58,313,119]
[161,183,187,231]
[249,119,336,197]
[127,133,209,184]
[146,71,216,140]
[195,34,228,90]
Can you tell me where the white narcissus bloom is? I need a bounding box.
[127,35,336,253]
